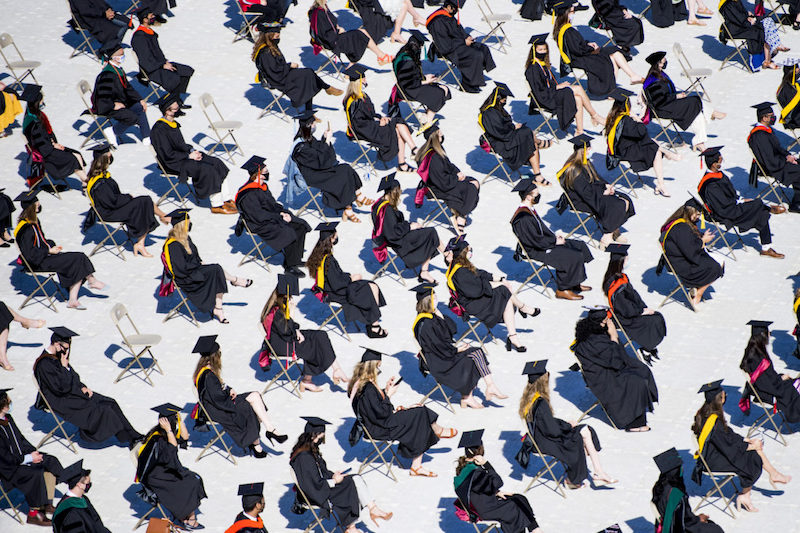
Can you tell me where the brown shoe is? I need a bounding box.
[555,289,583,300]
[43,504,56,515]
[770,205,787,214]
[578,285,592,292]
[211,205,237,215]
[325,86,344,96]
[760,247,785,259]
[223,200,238,212]
[27,511,51,527]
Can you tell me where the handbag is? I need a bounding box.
[145,518,175,533]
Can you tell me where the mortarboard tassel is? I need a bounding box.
[582,142,587,165]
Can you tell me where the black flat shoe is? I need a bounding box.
[367,325,388,338]
[248,444,267,458]
[286,265,306,278]
[265,430,288,445]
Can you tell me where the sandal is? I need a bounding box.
[213,307,230,324]
[342,208,361,223]
[398,162,416,172]
[230,277,253,287]
[535,138,552,150]
[435,427,458,439]
[532,172,551,187]
[409,467,438,477]
[377,54,393,66]
[355,195,374,207]
[591,473,619,487]
[366,324,388,338]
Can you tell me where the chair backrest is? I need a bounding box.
[110,302,128,326]
[77,79,94,112]
[32,373,52,412]
[0,33,13,50]
[673,42,692,71]
[199,93,214,111]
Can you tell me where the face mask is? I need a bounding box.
[362,81,369,89]
[467,250,473,259]
[532,193,541,204]
[187,222,193,232]
[108,155,114,165]
[83,482,92,493]
[439,135,445,144]
[36,205,42,213]
[534,51,548,61]
[768,116,777,126]
[331,236,339,245]
[274,38,280,44]
[39,101,46,109]
[115,54,125,64]
[661,60,668,70]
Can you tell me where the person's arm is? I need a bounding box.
[293,452,332,505]
[563,27,596,57]
[200,372,237,414]
[17,224,50,266]
[610,284,645,318]
[452,268,489,298]
[381,207,412,243]
[323,256,352,292]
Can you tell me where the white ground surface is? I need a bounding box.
[1,1,800,532]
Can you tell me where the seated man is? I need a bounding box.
[227,482,268,533]
[92,46,150,143]
[52,460,110,533]
[68,0,133,55]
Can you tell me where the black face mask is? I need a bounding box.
[273,38,280,44]
[187,222,193,232]
[534,51,548,61]
[661,60,668,70]
[36,205,42,213]
[439,135,445,144]
[331,236,339,246]
[83,482,92,493]
[768,116,777,126]
[532,193,541,204]
[108,155,114,165]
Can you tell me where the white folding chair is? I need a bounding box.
[261,337,303,399]
[32,375,78,453]
[719,21,755,73]
[522,428,567,497]
[15,250,66,313]
[199,93,243,163]
[295,186,329,222]
[76,79,114,148]
[149,145,196,207]
[673,42,713,103]
[110,303,163,386]
[0,33,40,90]
[475,0,511,53]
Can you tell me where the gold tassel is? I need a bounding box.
[700,212,706,230]
[582,143,587,164]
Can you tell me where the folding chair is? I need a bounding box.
[161,283,200,326]
[371,245,407,286]
[345,128,380,177]
[256,79,293,121]
[511,237,556,299]
[128,447,170,530]
[0,479,24,524]
[124,0,142,16]
[692,438,738,518]
[86,203,129,260]
[150,145,196,207]
[608,161,645,198]
[290,469,344,533]
[237,217,276,271]
[429,43,466,92]
[453,495,500,532]
[15,250,66,312]
[261,337,303,398]
[642,90,685,152]
[130,49,167,103]
[25,143,69,200]
[691,191,746,261]
[521,428,567,497]
[312,291,353,341]
[295,186,329,222]
[110,303,163,386]
[572,357,618,429]
[762,0,792,32]
[0,33,40,91]
[718,22,754,73]
[66,1,104,62]
[607,308,649,364]
[199,93,244,163]
[314,48,345,80]
[417,350,456,413]
[354,420,403,482]
[393,82,426,127]
[478,138,517,186]
[672,42,713,103]
[554,190,600,246]
[475,0,512,53]
[785,127,800,151]
[743,372,789,446]
[233,0,260,43]
[749,145,792,206]
[418,185,459,235]
[527,91,560,142]
[656,249,697,312]
[76,79,113,148]
[194,396,237,465]
[32,374,78,453]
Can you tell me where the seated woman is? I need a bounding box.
[604,88,679,197]
[34,326,144,446]
[192,335,287,458]
[602,244,666,363]
[161,210,252,323]
[0,388,63,527]
[348,349,456,477]
[778,64,800,130]
[371,174,441,283]
[393,32,450,123]
[15,191,105,310]
[85,144,169,257]
[412,283,508,409]
[252,24,342,112]
[343,64,417,171]
[590,0,644,55]
[260,275,350,392]
[719,0,787,70]
[415,121,479,231]
[552,0,643,97]
[443,237,539,353]
[290,416,392,532]
[643,52,725,153]
[349,0,426,44]
[692,380,790,512]
[455,430,542,533]
[136,404,205,530]
[291,110,372,223]
[525,35,604,136]
[572,309,658,431]
[20,85,88,188]
[478,83,547,185]
[559,134,635,248]
[308,0,392,65]
[657,200,723,307]
[0,301,45,371]
[306,222,387,338]
[518,361,615,489]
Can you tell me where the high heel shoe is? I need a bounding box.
[505,335,527,352]
[417,273,438,286]
[265,430,288,445]
[230,277,253,287]
[248,444,267,458]
[370,510,393,528]
[518,307,541,319]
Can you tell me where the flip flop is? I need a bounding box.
[410,467,438,477]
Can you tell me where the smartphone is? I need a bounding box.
[394,376,404,386]
[341,467,352,475]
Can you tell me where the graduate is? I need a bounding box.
[252,22,341,112]
[558,134,635,248]
[136,404,206,530]
[777,63,800,131]
[0,80,23,137]
[307,0,392,65]
[425,0,496,93]
[719,0,786,70]
[605,88,679,197]
[306,222,387,338]
[290,416,392,532]
[161,209,252,322]
[235,155,310,277]
[525,34,604,135]
[238,0,291,25]
[20,85,88,188]
[85,143,169,257]
[93,46,150,143]
[15,190,105,310]
[602,244,666,363]
[392,31,451,123]
[150,94,235,214]
[572,309,658,431]
[517,361,616,489]
[342,64,417,171]
[552,0,643,97]
[291,109,371,222]
[657,200,723,308]
[698,145,785,258]
[371,173,441,282]
[192,335,287,458]
[691,380,790,512]
[649,0,688,28]
[52,459,110,533]
[748,100,800,213]
[412,283,508,409]
[414,120,480,231]
[349,0,426,44]
[795,288,800,358]
[0,301,45,371]
[590,0,644,54]
[0,388,63,526]
[348,348,456,477]
[33,327,144,447]
[226,483,268,533]
[68,0,131,55]
[454,430,542,533]
[511,178,593,301]
[651,448,724,533]
[443,236,540,353]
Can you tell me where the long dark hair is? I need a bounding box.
[290,431,322,460]
[295,122,314,142]
[396,38,422,69]
[739,331,770,373]
[252,31,281,60]
[552,12,570,40]
[306,234,335,277]
[691,392,728,436]
[603,99,627,136]
[455,445,485,476]
[602,257,625,294]
[662,205,701,238]
[646,61,667,82]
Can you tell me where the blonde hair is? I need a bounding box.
[343,80,365,106]
[347,360,380,396]
[415,294,435,314]
[518,373,552,419]
[167,219,192,253]
[414,133,447,165]
[560,149,600,190]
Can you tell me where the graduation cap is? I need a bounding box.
[553,0,580,14]
[411,283,437,302]
[408,29,428,44]
[315,221,339,239]
[151,403,183,418]
[193,335,220,356]
[653,447,683,474]
[377,173,400,192]
[15,189,39,209]
[443,0,465,8]
[417,118,439,140]
[294,109,317,127]
[585,306,609,323]
[241,155,266,176]
[137,6,155,20]
[91,142,114,157]
[19,84,43,104]
[751,101,775,120]
[699,146,723,168]
[301,416,331,434]
[104,45,125,62]
[611,87,634,104]
[747,319,772,336]
[605,243,629,260]
[157,92,181,115]
[645,51,667,66]
[344,64,368,81]
[167,208,190,226]
[683,197,703,212]
[49,326,78,343]
[458,429,484,449]
[59,459,90,487]
[522,360,548,383]
[361,347,383,363]
[493,82,514,99]
[239,481,265,509]
[528,33,549,45]
[568,133,593,150]
[511,178,537,197]
[256,21,285,32]
[445,235,469,256]
[0,388,12,401]
[277,273,300,296]
[698,379,724,403]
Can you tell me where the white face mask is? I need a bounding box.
[114,54,125,64]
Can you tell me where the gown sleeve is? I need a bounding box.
[482,108,515,142]
[564,27,596,57]
[324,256,352,292]
[359,383,394,421]
[452,267,493,298]
[167,241,206,284]
[670,225,705,267]
[201,372,236,414]
[470,463,504,495]
[513,213,556,251]
[534,402,575,439]
[611,283,646,318]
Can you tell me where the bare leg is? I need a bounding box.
[74,169,88,185]
[410,455,425,471]
[425,109,436,123]
[692,283,712,306]
[153,202,170,223]
[213,294,226,322]
[610,52,642,82]
[368,281,381,306]
[652,151,669,196]
[418,259,434,282]
[0,329,11,370]
[245,391,277,432]
[224,270,251,287]
[482,374,508,400]
[300,375,324,392]
[755,447,791,484]
[580,426,615,482]
[360,29,389,61]
[528,144,541,174]
[86,274,105,290]
[67,281,82,307]
[460,390,484,409]
[570,85,603,123]
[502,300,517,336]
[133,234,152,257]
[574,95,585,134]
[736,486,758,512]
[329,360,350,383]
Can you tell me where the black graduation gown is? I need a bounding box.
[566,170,634,233]
[643,75,702,130]
[426,10,495,91]
[660,222,722,288]
[131,27,193,94]
[350,0,392,43]
[69,0,128,48]
[374,201,439,269]
[33,355,140,443]
[0,191,14,232]
[88,173,158,240]
[93,65,144,128]
[268,309,336,376]
[150,119,228,199]
[451,266,511,329]
[720,0,764,54]
[649,0,688,27]
[573,332,658,428]
[228,512,268,533]
[196,370,260,449]
[23,115,82,179]
[0,415,63,508]
[413,313,482,395]
[743,357,800,423]
[592,0,644,47]
[698,172,770,233]
[345,95,401,162]
[695,419,762,488]
[394,53,450,112]
[455,462,538,533]
[292,138,362,209]
[319,255,385,324]
[136,435,206,520]
[52,495,110,533]
[511,207,592,290]
[255,46,327,108]
[290,450,361,526]
[0,301,12,333]
[610,115,659,172]
[426,152,479,216]
[520,0,545,20]
[309,6,369,62]
[480,107,536,171]
[748,128,800,187]
[165,238,227,313]
[17,221,95,288]
[777,83,800,130]
[353,382,439,458]
[604,274,666,351]
[525,62,577,131]
[653,480,724,533]
[560,26,617,96]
